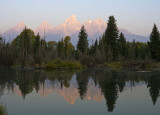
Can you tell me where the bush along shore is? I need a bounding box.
[7,60,159,72]
[9,60,85,70]
[0,16,160,70]
[105,61,160,71]
[45,60,85,70]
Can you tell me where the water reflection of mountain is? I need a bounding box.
[13,78,104,105]
[0,68,160,112]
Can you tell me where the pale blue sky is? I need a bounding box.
[0,0,160,36]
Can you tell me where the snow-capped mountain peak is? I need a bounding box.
[65,14,78,24]
[54,14,81,36]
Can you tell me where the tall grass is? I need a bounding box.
[46,59,85,70]
[105,62,123,69]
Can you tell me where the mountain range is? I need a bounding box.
[2,15,149,45]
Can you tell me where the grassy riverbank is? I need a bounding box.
[105,61,160,71]
[45,60,85,70]
[2,60,159,72]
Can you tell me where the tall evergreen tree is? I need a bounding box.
[98,35,106,63]
[33,33,40,56]
[94,39,98,53]
[77,26,88,54]
[118,32,126,58]
[147,75,160,105]
[57,38,64,59]
[40,38,47,63]
[33,33,41,64]
[104,16,119,61]
[148,24,160,61]
[0,35,2,45]
[19,27,35,67]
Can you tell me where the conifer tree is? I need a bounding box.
[57,39,64,59]
[33,33,41,63]
[118,32,126,58]
[19,27,35,67]
[104,16,119,61]
[77,26,88,54]
[148,24,160,60]
[94,39,98,53]
[33,33,40,56]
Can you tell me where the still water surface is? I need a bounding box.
[0,68,160,115]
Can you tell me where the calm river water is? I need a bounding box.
[0,68,160,115]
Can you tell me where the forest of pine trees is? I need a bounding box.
[0,16,160,68]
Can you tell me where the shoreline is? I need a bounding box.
[0,61,159,72]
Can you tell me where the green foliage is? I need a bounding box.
[57,39,65,59]
[46,60,85,70]
[77,26,89,54]
[33,33,40,56]
[148,24,160,61]
[104,16,119,61]
[33,33,41,64]
[118,32,126,58]
[47,41,57,51]
[0,35,13,66]
[0,16,159,68]
[13,27,36,67]
[64,36,74,59]
[125,41,150,60]
[105,62,123,69]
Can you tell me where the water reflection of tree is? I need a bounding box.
[75,69,120,111]
[147,74,160,105]
[0,68,160,112]
[75,69,160,112]
[0,69,75,98]
[99,72,119,112]
[0,68,15,97]
[16,70,47,98]
[76,71,89,100]
[46,70,75,89]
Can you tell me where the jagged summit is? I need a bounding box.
[54,14,81,36]
[60,14,80,29]
[65,14,77,23]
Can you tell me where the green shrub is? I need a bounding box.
[46,60,85,70]
[105,62,123,69]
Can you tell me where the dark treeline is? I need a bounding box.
[0,68,160,112]
[0,16,160,67]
